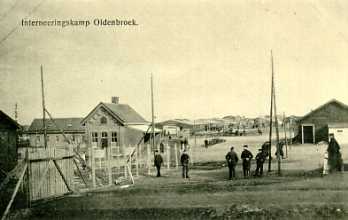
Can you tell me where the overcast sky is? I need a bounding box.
[1,0,348,125]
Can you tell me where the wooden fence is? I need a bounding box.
[87,142,193,188]
[26,147,74,201]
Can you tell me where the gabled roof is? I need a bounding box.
[300,99,348,122]
[27,118,85,133]
[81,102,148,125]
[0,110,20,129]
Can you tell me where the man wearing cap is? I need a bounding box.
[254,148,266,177]
[181,149,190,178]
[225,146,239,180]
[154,150,163,177]
[241,145,253,178]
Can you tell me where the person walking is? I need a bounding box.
[254,149,266,177]
[241,145,253,178]
[154,150,163,177]
[225,146,239,180]
[181,149,190,178]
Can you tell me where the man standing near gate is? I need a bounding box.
[241,145,253,178]
[154,150,163,177]
[225,146,239,180]
[181,149,190,178]
[254,148,266,177]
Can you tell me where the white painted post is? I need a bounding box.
[147,144,151,175]
[108,146,112,186]
[91,148,96,188]
[190,145,193,164]
[135,145,139,177]
[166,143,170,170]
[174,143,178,168]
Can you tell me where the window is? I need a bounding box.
[111,132,117,143]
[92,132,98,143]
[56,136,59,142]
[36,135,40,142]
[100,117,107,124]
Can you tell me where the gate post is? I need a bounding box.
[147,144,151,175]
[91,147,96,188]
[166,144,170,170]
[135,145,139,177]
[108,146,112,186]
[174,143,178,168]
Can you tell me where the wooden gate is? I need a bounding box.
[27,147,74,202]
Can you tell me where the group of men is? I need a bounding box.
[225,145,267,180]
[154,149,190,178]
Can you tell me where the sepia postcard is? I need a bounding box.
[1,0,348,219]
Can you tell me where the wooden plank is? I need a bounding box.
[35,160,51,198]
[29,155,74,163]
[73,158,88,187]
[53,160,73,193]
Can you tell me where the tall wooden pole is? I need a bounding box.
[40,65,47,149]
[272,52,281,176]
[151,73,155,152]
[283,112,288,158]
[268,51,274,172]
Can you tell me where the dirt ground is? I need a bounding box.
[7,134,348,220]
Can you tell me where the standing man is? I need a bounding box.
[181,149,190,178]
[154,150,163,177]
[225,146,239,180]
[254,149,266,177]
[241,145,253,178]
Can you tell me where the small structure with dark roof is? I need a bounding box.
[0,110,20,172]
[27,117,85,148]
[297,99,348,144]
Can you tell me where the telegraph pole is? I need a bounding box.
[151,73,155,151]
[283,112,288,158]
[40,65,47,149]
[271,52,281,176]
[268,51,274,172]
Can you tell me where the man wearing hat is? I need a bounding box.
[241,145,253,178]
[225,146,239,180]
[254,148,266,177]
[154,150,163,177]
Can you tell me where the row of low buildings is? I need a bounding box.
[0,97,161,173]
[156,115,298,136]
[2,98,348,172]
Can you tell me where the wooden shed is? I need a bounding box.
[297,99,348,144]
[0,110,20,172]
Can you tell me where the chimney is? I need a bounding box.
[111,96,119,104]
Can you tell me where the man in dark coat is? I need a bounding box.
[181,149,190,178]
[254,149,266,177]
[226,146,239,180]
[154,150,163,177]
[328,135,343,172]
[241,145,253,178]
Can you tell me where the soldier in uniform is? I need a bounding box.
[225,146,239,180]
[154,150,163,177]
[254,149,266,177]
[181,149,190,178]
[241,145,253,178]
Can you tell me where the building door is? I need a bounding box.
[101,132,108,148]
[302,125,314,144]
